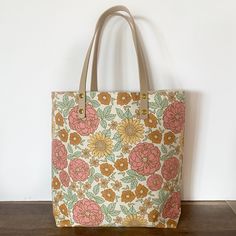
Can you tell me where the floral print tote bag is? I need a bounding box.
[51,6,185,228]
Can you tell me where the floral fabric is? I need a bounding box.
[51,90,185,228]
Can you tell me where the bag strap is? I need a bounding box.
[78,6,149,119]
[90,13,149,93]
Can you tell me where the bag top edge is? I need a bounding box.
[51,89,185,95]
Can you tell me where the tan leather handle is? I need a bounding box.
[78,6,149,119]
[90,13,148,92]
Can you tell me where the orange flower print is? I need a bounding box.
[70,132,81,145]
[148,130,162,144]
[55,112,64,126]
[98,92,111,105]
[59,203,68,216]
[114,157,128,171]
[144,113,157,128]
[121,190,135,203]
[156,222,165,228]
[114,216,123,224]
[131,92,140,101]
[58,220,71,227]
[100,178,109,188]
[167,219,177,228]
[58,129,68,142]
[164,131,175,145]
[122,144,131,154]
[167,92,176,103]
[52,176,60,189]
[148,209,159,222]
[101,188,116,202]
[111,180,122,191]
[100,163,114,176]
[135,184,148,198]
[109,121,118,130]
[117,92,131,105]
[139,206,147,215]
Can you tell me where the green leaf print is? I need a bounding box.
[154,93,163,107]
[101,120,107,129]
[63,94,69,105]
[129,205,137,214]
[86,191,105,204]
[116,108,125,119]
[57,95,75,117]
[161,144,167,154]
[156,109,163,118]
[109,210,120,217]
[106,114,116,121]
[93,184,100,195]
[67,144,73,154]
[121,176,133,183]
[105,214,112,223]
[107,203,116,212]
[97,108,104,118]
[90,100,100,108]
[120,205,130,215]
[101,204,108,214]
[127,170,146,181]
[130,179,138,189]
[176,92,185,102]
[93,196,105,204]
[113,141,122,152]
[161,98,168,108]
[103,106,112,116]
[126,170,138,177]
[107,154,115,163]
[149,102,158,110]
[90,91,96,99]
[113,132,121,141]
[102,129,111,137]
[124,109,132,119]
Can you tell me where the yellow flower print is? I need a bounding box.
[117,118,144,144]
[122,214,147,226]
[88,132,113,157]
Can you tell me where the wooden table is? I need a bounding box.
[0,201,236,236]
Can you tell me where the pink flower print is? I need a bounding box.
[68,104,99,136]
[163,101,185,134]
[161,157,180,181]
[59,170,70,187]
[73,198,104,226]
[147,174,163,191]
[129,142,161,176]
[52,139,67,170]
[68,158,89,182]
[162,192,181,219]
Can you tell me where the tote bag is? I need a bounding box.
[51,6,185,228]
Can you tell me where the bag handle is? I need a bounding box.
[78,6,149,119]
[90,13,148,93]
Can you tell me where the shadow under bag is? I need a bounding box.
[51,5,185,228]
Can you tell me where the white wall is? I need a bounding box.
[0,0,236,201]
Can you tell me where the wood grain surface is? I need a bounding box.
[0,201,236,236]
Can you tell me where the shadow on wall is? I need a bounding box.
[182,91,202,200]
